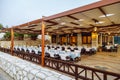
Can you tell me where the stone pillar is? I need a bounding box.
[100,33,102,46]
[67,34,70,45]
[49,35,52,44]
[92,32,98,47]
[104,35,107,43]
[77,33,82,46]
[56,35,59,44]
[108,35,110,44]
[112,36,114,44]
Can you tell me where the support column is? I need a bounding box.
[41,20,45,67]
[108,35,110,44]
[67,34,70,45]
[56,35,59,44]
[100,33,102,46]
[105,35,107,43]
[10,28,14,56]
[77,33,82,46]
[112,36,114,44]
[92,32,98,47]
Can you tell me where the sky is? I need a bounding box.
[0,0,100,28]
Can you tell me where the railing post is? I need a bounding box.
[92,71,94,80]
[56,61,59,70]
[85,69,87,79]
[104,74,107,80]
[75,65,78,80]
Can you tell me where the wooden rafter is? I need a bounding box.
[98,7,115,25]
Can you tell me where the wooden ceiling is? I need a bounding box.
[4,0,120,35]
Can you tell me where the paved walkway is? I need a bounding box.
[0,52,74,80]
[0,68,14,80]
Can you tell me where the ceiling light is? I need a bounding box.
[74,19,84,22]
[94,27,97,31]
[78,19,84,21]
[95,21,104,24]
[60,22,66,25]
[108,32,110,35]
[99,14,114,18]
[79,24,83,26]
[74,20,78,22]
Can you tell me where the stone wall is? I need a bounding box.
[0,52,74,80]
[0,40,51,48]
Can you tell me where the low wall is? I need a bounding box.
[0,52,74,80]
[0,40,51,48]
[0,40,42,48]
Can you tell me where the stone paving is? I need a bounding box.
[0,52,74,80]
[0,68,14,80]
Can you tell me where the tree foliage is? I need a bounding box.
[4,32,24,40]
[28,34,38,40]
[0,24,4,29]
[4,32,11,40]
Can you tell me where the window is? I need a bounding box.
[82,32,91,44]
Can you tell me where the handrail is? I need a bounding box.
[44,57,120,80]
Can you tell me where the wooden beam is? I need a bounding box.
[67,15,78,20]
[28,24,38,27]
[41,19,45,67]
[70,22,79,25]
[98,7,115,24]
[45,20,58,24]
[10,28,14,56]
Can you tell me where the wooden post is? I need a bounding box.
[41,19,45,66]
[11,28,14,56]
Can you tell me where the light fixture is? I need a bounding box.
[74,20,78,22]
[92,19,104,24]
[99,14,114,18]
[94,27,97,31]
[95,21,104,24]
[79,24,83,26]
[60,22,66,25]
[108,32,110,35]
[46,32,49,35]
[78,19,84,21]
[74,19,84,22]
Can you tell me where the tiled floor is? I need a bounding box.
[76,48,120,74]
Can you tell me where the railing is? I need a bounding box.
[44,57,120,80]
[0,47,120,80]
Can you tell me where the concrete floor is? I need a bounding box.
[0,68,14,80]
[76,48,120,74]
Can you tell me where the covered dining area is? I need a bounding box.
[1,0,119,60]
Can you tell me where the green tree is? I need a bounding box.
[4,32,11,40]
[4,32,24,40]
[0,24,4,29]
[28,34,38,40]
